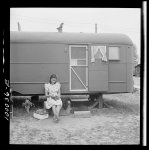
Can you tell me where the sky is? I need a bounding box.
[10,8,141,60]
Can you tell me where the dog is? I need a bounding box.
[22,98,35,113]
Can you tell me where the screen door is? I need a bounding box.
[69,45,88,91]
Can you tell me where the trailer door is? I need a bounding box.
[69,45,88,91]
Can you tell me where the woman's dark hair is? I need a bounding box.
[49,74,57,83]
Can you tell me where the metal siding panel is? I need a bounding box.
[61,83,69,93]
[88,45,108,91]
[10,83,45,94]
[10,64,69,83]
[126,45,133,92]
[108,83,127,93]
[119,45,126,63]
[126,64,133,92]
[10,82,69,95]
[126,46,133,63]
[108,63,126,81]
[10,43,70,94]
[89,60,108,71]
[107,45,130,93]
[10,43,68,63]
[89,71,108,91]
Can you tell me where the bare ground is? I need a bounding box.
[10,77,140,145]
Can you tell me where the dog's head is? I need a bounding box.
[22,98,34,113]
[62,97,71,110]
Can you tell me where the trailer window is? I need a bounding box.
[109,47,120,60]
[91,46,107,62]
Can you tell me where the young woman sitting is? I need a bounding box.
[44,74,62,123]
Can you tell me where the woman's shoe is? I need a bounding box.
[53,115,59,123]
[53,116,56,121]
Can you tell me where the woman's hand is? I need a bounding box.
[54,95,60,100]
[50,95,60,100]
[46,95,51,98]
[46,92,60,100]
[46,92,53,98]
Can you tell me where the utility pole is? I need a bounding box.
[17,22,21,31]
[95,23,97,33]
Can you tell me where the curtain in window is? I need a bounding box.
[91,46,107,62]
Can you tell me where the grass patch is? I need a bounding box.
[104,99,140,115]
[103,92,140,115]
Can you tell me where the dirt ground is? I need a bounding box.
[9,77,140,145]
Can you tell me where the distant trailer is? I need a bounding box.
[133,64,140,77]
[10,31,134,96]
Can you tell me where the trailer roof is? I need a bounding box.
[10,31,133,45]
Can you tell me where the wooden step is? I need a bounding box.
[71,98,88,102]
[73,110,91,118]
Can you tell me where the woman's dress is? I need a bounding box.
[44,82,62,109]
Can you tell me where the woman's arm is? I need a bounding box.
[56,83,61,99]
[57,88,61,98]
[44,84,52,98]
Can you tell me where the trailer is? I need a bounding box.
[10,31,134,103]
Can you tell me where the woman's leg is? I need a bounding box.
[52,105,56,117]
[55,105,62,119]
